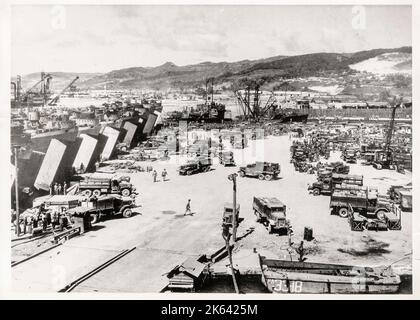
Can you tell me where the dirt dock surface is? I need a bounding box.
[12,135,412,293]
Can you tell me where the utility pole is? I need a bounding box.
[13,145,20,237]
[228,173,238,242]
[222,224,239,294]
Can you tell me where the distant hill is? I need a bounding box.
[16,46,411,91]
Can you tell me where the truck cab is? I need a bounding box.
[253,197,290,234]
[222,203,240,227]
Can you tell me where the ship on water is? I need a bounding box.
[270,99,309,123]
[164,79,228,124]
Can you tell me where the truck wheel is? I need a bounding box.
[264,174,272,181]
[121,188,131,197]
[83,189,92,197]
[258,174,265,180]
[93,189,101,197]
[313,188,321,196]
[239,171,245,177]
[187,171,192,175]
[122,208,132,218]
[338,207,349,218]
[90,213,99,224]
[375,210,387,221]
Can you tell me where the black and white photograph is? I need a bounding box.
[1,1,417,298]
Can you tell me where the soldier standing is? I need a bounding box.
[53,183,59,195]
[63,182,67,195]
[57,183,62,195]
[162,169,167,181]
[152,170,158,182]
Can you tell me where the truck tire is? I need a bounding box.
[239,171,245,177]
[83,189,92,197]
[122,208,132,218]
[93,189,101,197]
[90,213,99,224]
[375,210,387,221]
[338,207,349,218]
[265,174,272,181]
[121,188,131,197]
[313,188,321,196]
[258,174,265,180]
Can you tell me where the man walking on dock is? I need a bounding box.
[184,199,191,216]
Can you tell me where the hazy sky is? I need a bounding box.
[11,5,412,75]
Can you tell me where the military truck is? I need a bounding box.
[69,194,135,224]
[253,196,291,234]
[239,162,280,181]
[178,156,212,175]
[388,185,412,211]
[342,147,358,163]
[79,176,135,197]
[218,151,235,166]
[308,173,363,196]
[329,187,390,220]
[319,162,350,175]
[222,203,240,227]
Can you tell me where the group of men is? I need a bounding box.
[152,169,168,182]
[49,182,67,196]
[13,204,70,236]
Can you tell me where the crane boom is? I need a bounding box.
[49,76,79,105]
[21,74,52,100]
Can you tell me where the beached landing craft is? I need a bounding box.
[260,256,401,294]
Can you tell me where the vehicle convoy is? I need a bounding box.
[253,196,291,234]
[329,187,391,219]
[239,162,280,181]
[178,156,212,175]
[68,194,136,224]
[308,173,363,196]
[222,203,240,227]
[79,176,135,197]
[218,151,235,166]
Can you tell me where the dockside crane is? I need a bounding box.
[49,76,79,105]
[20,72,52,103]
[373,95,402,170]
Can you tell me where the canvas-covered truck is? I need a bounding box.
[178,156,212,175]
[329,187,391,220]
[253,197,291,234]
[78,176,135,197]
[308,173,363,196]
[239,162,280,181]
[218,151,235,166]
[69,194,136,224]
